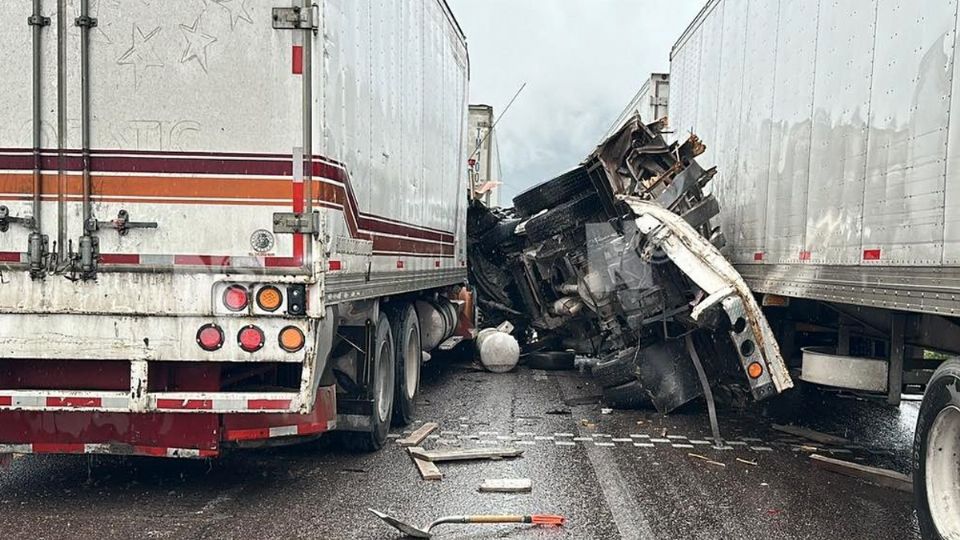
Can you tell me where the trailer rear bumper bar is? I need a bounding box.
[0,390,305,414]
[0,385,338,460]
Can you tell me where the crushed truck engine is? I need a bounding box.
[468,116,792,413]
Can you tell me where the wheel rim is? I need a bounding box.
[403,324,420,401]
[375,338,393,423]
[925,404,960,539]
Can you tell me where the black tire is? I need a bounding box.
[526,350,576,371]
[913,358,960,540]
[602,379,651,410]
[513,168,592,217]
[388,303,421,427]
[593,347,639,388]
[343,312,396,452]
[524,193,601,243]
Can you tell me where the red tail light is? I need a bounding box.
[197,324,224,351]
[238,325,265,352]
[223,285,250,312]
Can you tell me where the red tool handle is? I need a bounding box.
[529,514,566,526]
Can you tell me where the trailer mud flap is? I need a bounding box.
[625,197,793,399]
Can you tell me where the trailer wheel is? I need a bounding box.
[593,347,639,388]
[388,303,421,427]
[513,168,592,217]
[602,379,651,410]
[345,313,396,452]
[914,358,960,540]
[524,193,602,243]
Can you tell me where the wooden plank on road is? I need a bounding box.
[409,447,524,462]
[772,424,850,446]
[397,422,439,447]
[479,478,532,493]
[810,454,912,493]
[407,447,443,481]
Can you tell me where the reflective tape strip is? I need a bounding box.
[47,396,102,408]
[0,394,129,410]
[248,399,293,410]
[0,443,218,459]
[155,398,214,410]
[224,421,331,442]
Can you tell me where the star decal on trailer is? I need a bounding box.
[213,0,253,29]
[180,14,218,72]
[116,24,164,88]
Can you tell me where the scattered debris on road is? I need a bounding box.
[478,478,533,493]
[688,453,726,468]
[736,458,758,466]
[809,454,912,493]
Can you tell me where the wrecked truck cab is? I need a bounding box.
[468,114,792,413]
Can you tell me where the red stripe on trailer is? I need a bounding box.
[296,422,328,436]
[753,252,764,261]
[101,253,140,264]
[133,445,169,457]
[32,443,85,454]
[247,399,292,410]
[264,256,301,268]
[292,175,305,263]
[46,396,102,408]
[799,250,812,261]
[0,396,10,407]
[328,260,342,271]
[156,399,214,410]
[223,427,271,441]
[0,252,21,262]
[292,44,304,74]
[863,248,881,261]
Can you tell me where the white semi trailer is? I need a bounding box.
[668,1,960,537]
[0,0,470,460]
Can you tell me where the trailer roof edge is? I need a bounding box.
[670,0,721,61]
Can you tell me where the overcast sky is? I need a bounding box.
[447,0,705,204]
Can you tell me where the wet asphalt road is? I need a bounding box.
[0,355,921,539]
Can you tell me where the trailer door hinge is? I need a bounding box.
[273,211,320,236]
[74,15,98,28]
[272,5,319,34]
